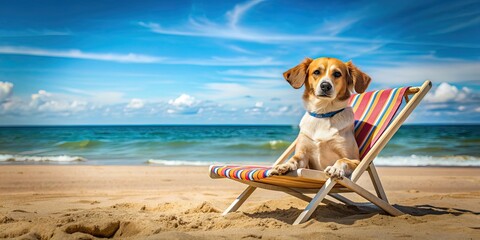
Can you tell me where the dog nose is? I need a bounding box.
[320,82,332,92]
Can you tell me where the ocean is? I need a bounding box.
[0,125,479,167]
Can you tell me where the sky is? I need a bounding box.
[0,0,479,125]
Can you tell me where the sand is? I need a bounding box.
[0,165,479,239]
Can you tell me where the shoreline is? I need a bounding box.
[2,162,480,168]
[1,166,479,239]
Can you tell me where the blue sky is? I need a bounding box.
[0,0,479,125]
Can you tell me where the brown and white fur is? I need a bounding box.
[270,57,371,179]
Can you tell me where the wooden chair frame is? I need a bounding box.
[212,80,432,225]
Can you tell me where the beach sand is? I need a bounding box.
[0,166,479,239]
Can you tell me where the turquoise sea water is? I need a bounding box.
[0,125,478,166]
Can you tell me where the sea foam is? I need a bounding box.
[146,155,480,167]
[375,155,480,167]
[146,159,220,166]
[0,154,86,162]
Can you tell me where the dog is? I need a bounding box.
[270,57,371,179]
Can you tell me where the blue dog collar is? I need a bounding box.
[308,108,345,118]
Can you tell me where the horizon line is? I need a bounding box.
[0,123,479,127]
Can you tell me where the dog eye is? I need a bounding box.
[333,72,342,78]
[313,70,320,75]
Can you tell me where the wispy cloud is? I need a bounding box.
[166,56,282,66]
[0,45,282,66]
[138,1,480,49]
[367,60,480,85]
[0,28,72,37]
[429,16,480,35]
[319,17,361,36]
[219,68,282,78]
[225,44,256,55]
[0,46,163,63]
[138,20,373,44]
[137,0,369,44]
[226,0,265,28]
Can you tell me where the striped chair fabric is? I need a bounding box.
[210,87,410,181]
[349,87,409,159]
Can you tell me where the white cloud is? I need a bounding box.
[126,98,145,109]
[475,107,480,112]
[425,82,472,103]
[279,106,289,112]
[167,94,202,114]
[168,94,196,107]
[0,81,13,102]
[255,101,264,108]
[29,90,88,114]
[30,90,52,106]
[458,105,466,111]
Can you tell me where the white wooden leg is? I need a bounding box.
[293,178,336,225]
[337,177,403,216]
[222,186,256,215]
[367,163,388,202]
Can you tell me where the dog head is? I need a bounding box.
[283,57,371,103]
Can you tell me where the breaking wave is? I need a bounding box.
[375,155,480,167]
[0,154,86,162]
[146,159,219,166]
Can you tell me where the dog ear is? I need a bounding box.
[346,60,371,93]
[283,58,312,89]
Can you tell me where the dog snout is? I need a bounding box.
[320,82,332,93]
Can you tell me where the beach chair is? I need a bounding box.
[209,80,432,225]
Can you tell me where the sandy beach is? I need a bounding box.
[0,165,479,239]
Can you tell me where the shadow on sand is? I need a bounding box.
[245,202,480,225]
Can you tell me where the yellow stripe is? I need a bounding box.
[241,169,248,180]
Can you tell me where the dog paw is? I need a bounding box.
[270,163,292,176]
[324,166,345,179]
